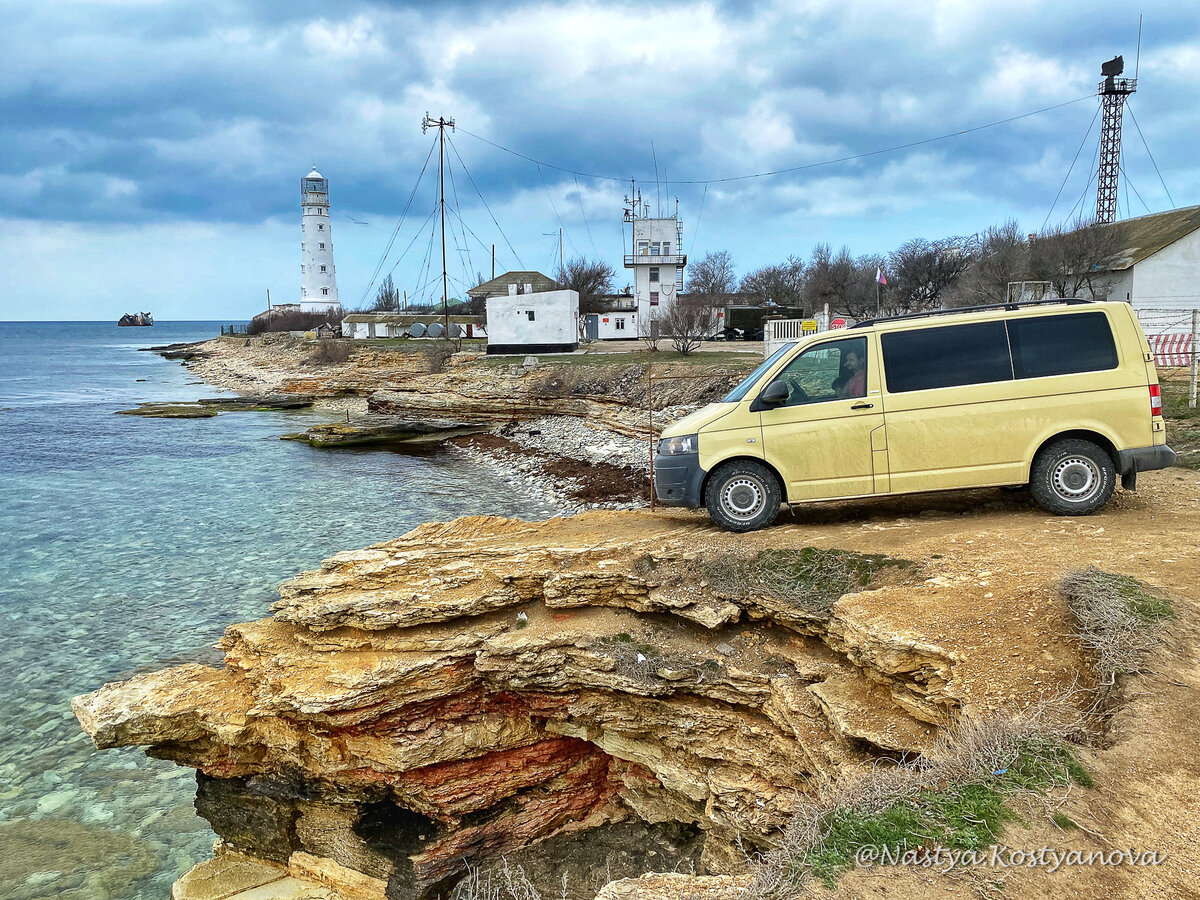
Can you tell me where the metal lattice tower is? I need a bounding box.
[1095,57,1136,224]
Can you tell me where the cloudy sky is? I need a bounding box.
[4,0,1198,321]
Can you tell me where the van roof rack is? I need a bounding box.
[850,297,1093,329]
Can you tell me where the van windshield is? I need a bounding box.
[722,343,796,402]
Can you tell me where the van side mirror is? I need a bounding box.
[756,381,789,408]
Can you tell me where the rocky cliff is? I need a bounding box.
[73,510,1085,899]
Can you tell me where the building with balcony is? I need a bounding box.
[622,193,686,330]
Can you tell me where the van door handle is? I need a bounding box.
[851,402,874,410]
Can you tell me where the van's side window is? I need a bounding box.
[1007,313,1118,379]
[768,337,868,407]
[882,321,1011,393]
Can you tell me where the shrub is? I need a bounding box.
[704,548,910,619]
[1058,568,1174,683]
[305,339,352,366]
[421,340,457,373]
[749,707,1090,896]
[246,308,344,335]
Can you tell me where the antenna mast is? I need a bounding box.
[1095,57,1135,224]
[423,112,456,334]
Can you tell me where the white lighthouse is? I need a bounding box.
[299,166,341,313]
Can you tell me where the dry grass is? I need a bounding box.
[1057,568,1174,684]
[452,860,562,900]
[421,340,457,373]
[704,548,911,619]
[746,703,1092,897]
[305,339,352,366]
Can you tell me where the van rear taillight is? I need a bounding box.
[1149,383,1162,415]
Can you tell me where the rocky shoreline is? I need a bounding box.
[148,335,746,513]
[72,509,1072,898]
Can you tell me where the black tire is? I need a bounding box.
[704,460,782,532]
[1029,439,1116,516]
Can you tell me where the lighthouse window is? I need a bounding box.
[322,288,329,296]
[319,242,325,249]
[650,292,660,306]
[318,224,324,231]
[649,267,660,283]
[320,265,327,272]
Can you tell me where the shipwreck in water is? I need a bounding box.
[118,312,154,326]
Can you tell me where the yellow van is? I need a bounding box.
[654,300,1175,531]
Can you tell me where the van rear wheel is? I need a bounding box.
[704,460,782,532]
[1029,439,1115,516]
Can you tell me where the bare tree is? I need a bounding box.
[688,250,736,298]
[556,257,615,314]
[802,244,888,319]
[887,237,976,312]
[739,255,806,310]
[1028,217,1123,300]
[371,275,401,312]
[947,220,1027,307]
[637,314,662,351]
[657,295,714,355]
[802,244,854,314]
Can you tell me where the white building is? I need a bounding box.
[485,288,579,355]
[583,310,636,340]
[299,167,341,313]
[623,195,686,331]
[1088,204,1200,327]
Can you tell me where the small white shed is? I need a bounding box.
[584,311,637,341]
[486,288,580,355]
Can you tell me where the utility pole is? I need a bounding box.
[423,112,455,335]
[1190,308,1198,409]
[559,228,563,275]
[266,288,271,311]
[491,244,495,281]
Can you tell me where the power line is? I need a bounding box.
[1042,104,1100,231]
[358,137,437,307]
[1119,162,1152,215]
[445,135,526,270]
[1126,102,1176,208]
[384,202,440,281]
[1063,130,1102,225]
[443,150,476,288]
[456,95,1093,186]
[574,173,599,257]
[689,184,708,256]
[536,163,581,264]
[445,204,507,269]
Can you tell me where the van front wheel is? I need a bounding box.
[704,460,782,532]
[1030,439,1115,516]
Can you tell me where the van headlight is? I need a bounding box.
[657,434,699,456]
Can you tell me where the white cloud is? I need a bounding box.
[302,16,384,59]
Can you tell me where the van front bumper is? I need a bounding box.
[653,453,707,508]
[1116,444,1176,475]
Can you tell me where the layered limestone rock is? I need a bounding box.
[73,511,1082,899]
[366,362,752,439]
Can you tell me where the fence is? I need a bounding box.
[1138,308,1198,408]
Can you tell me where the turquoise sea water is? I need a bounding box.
[0,322,563,899]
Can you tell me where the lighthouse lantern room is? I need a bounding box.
[299,167,341,313]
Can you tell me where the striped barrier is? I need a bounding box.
[1148,333,1194,368]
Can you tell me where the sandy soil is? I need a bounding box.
[612,471,1198,900]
